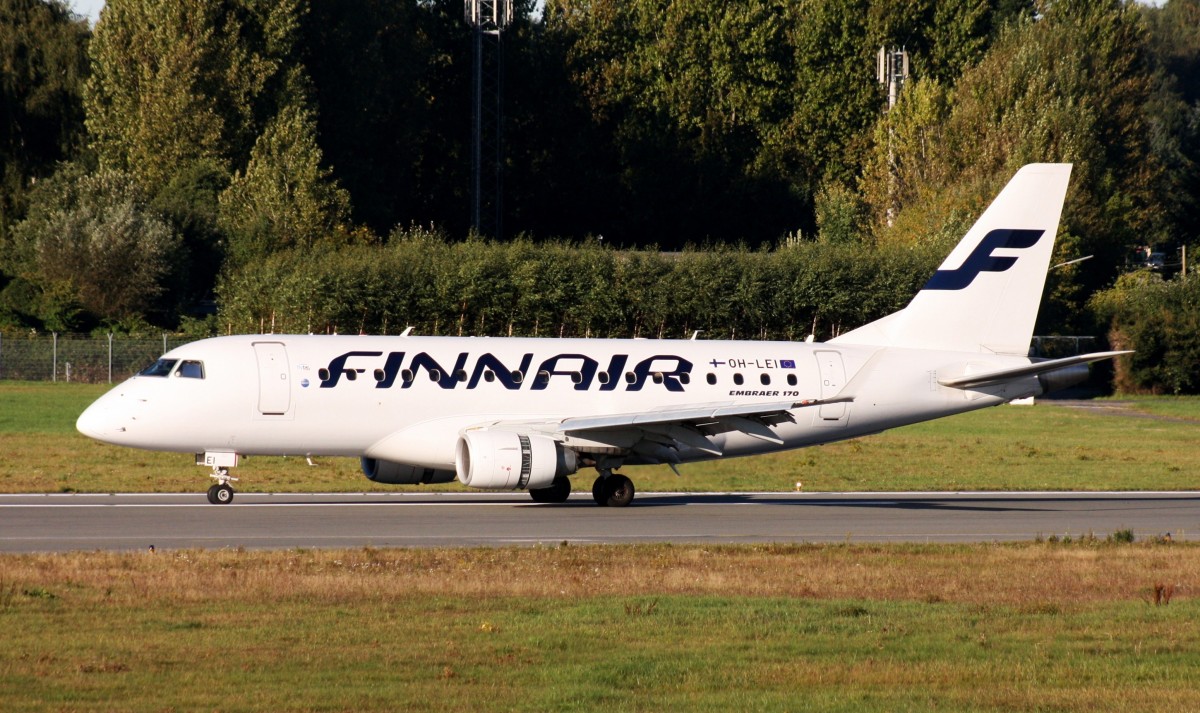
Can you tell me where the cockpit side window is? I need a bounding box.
[175,360,205,379]
[138,358,177,377]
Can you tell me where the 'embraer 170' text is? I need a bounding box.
[318,351,694,392]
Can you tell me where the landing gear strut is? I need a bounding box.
[206,468,238,505]
[592,471,635,507]
[529,476,572,503]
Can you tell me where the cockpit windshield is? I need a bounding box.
[176,360,205,379]
[138,358,177,377]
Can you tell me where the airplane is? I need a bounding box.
[77,163,1125,507]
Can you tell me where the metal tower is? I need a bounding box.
[877,46,910,227]
[465,0,514,238]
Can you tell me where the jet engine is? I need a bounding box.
[455,430,577,490]
[1037,363,1090,395]
[360,457,456,485]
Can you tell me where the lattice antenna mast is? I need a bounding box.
[465,0,514,239]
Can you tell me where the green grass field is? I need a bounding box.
[2,543,1198,711]
[2,382,1198,494]
[4,384,1200,710]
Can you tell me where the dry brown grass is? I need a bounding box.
[2,542,1193,608]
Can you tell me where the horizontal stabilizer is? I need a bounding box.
[937,351,1130,389]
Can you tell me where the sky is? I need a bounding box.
[68,0,102,23]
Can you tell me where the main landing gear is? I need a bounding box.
[206,468,238,505]
[592,471,635,507]
[529,476,572,503]
[527,471,636,507]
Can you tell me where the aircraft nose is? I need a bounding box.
[76,393,129,443]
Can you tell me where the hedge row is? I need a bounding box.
[215,231,946,342]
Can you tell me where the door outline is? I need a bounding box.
[253,342,291,415]
[814,350,848,423]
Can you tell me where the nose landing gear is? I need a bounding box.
[206,468,238,505]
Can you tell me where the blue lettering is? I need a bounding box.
[468,352,534,389]
[532,354,599,391]
[320,351,382,388]
[627,355,692,392]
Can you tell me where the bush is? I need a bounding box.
[1091,271,1200,394]
[215,229,938,340]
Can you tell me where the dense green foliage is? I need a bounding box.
[216,227,941,339]
[1,0,1198,390]
[0,164,182,330]
[0,0,89,238]
[1092,270,1200,394]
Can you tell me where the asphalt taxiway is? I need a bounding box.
[1,491,1196,552]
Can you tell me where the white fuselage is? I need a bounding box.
[76,334,1039,471]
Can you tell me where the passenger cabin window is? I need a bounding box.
[706,373,716,385]
[176,360,205,379]
[760,373,771,386]
[787,374,797,386]
[139,359,177,377]
[733,373,744,386]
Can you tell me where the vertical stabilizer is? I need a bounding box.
[831,163,1072,354]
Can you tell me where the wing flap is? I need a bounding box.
[557,396,852,433]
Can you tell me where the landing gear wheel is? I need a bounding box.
[207,483,234,505]
[605,474,635,507]
[592,476,608,506]
[530,476,572,503]
[592,473,635,507]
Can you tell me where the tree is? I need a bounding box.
[85,0,303,191]
[0,0,90,239]
[1092,270,1200,394]
[1,164,182,330]
[861,0,1168,332]
[217,72,352,267]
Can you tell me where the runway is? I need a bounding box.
[1,491,1197,552]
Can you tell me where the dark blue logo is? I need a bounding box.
[317,350,693,393]
[923,229,1045,291]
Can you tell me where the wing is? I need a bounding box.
[474,395,854,466]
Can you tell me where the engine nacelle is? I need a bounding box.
[455,431,577,491]
[360,457,456,485]
[1037,363,1091,395]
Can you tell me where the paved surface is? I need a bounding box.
[1,491,1197,552]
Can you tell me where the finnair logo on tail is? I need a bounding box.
[923,229,1045,290]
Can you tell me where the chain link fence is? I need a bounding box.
[1030,335,1098,359]
[0,333,197,383]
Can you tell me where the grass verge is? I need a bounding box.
[1,542,1197,711]
[3,382,1199,493]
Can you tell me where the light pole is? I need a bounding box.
[465,0,514,239]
